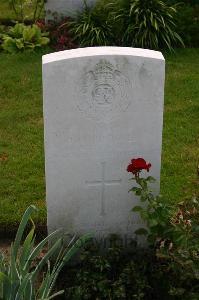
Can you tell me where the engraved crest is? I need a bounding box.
[77,60,132,120]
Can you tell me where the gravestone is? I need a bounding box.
[45,0,96,18]
[42,47,165,245]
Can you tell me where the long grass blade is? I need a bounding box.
[13,205,37,260]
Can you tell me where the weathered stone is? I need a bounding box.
[42,47,165,244]
[45,0,96,18]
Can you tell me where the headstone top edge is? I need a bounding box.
[42,47,164,65]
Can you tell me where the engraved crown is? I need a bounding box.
[93,60,114,83]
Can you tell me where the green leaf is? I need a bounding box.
[10,23,25,38]
[0,205,89,299]
[23,229,60,273]
[39,37,50,46]
[148,219,158,227]
[193,226,199,233]
[13,205,37,261]
[15,38,24,50]
[15,273,33,300]
[23,26,36,42]
[146,176,156,183]
[43,234,92,298]
[132,206,143,212]
[0,272,9,283]
[2,37,18,53]
[19,225,35,271]
[57,234,91,267]
[31,238,63,281]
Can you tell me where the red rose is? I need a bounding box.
[127,158,151,175]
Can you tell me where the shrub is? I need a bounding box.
[167,0,198,5]
[0,205,91,299]
[41,18,77,51]
[68,0,114,47]
[175,3,199,47]
[9,0,45,22]
[52,157,199,299]
[127,157,199,299]
[63,241,152,300]
[1,23,49,53]
[109,0,184,50]
[68,0,184,50]
[60,224,199,299]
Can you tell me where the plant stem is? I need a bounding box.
[33,0,39,23]
[37,0,44,21]
[20,0,24,22]
[10,0,19,20]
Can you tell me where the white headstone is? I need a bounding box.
[45,0,96,18]
[42,47,165,244]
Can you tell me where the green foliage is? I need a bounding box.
[1,23,49,53]
[129,169,199,298]
[167,0,198,5]
[0,205,91,299]
[9,0,45,22]
[69,0,114,47]
[69,0,184,50]
[109,0,184,50]
[175,3,199,47]
[130,175,172,242]
[64,240,151,300]
[58,233,199,299]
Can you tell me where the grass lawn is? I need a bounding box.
[0,48,199,233]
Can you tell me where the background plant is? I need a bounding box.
[106,0,184,50]
[1,23,49,53]
[68,0,114,47]
[9,0,45,22]
[57,234,198,299]
[175,3,199,47]
[62,240,152,300]
[0,205,91,299]
[39,18,77,51]
[127,158,199,298]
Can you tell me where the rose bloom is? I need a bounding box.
[127,158,151,175]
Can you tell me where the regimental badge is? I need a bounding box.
[77,59,132,121]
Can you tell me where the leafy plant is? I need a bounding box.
[1,23,49,53]
[109,0,184,50]
[0,205,91,299]
[127,157,199,298]
[69,0,114,47]
[40,17,77,51]
[9,0,45,22]
[127,158,172,243]
[64,239,151,300]
[175,3,199,47]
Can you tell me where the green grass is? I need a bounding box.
[0,51,46,230]
[162,49,199,203]
[0,49,198,232]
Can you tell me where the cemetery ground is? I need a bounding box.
[0,48,198,234]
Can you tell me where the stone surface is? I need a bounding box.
[42,47,165,243]
[45,0,96,18]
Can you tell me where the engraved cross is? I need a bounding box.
[86,162,122,216]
